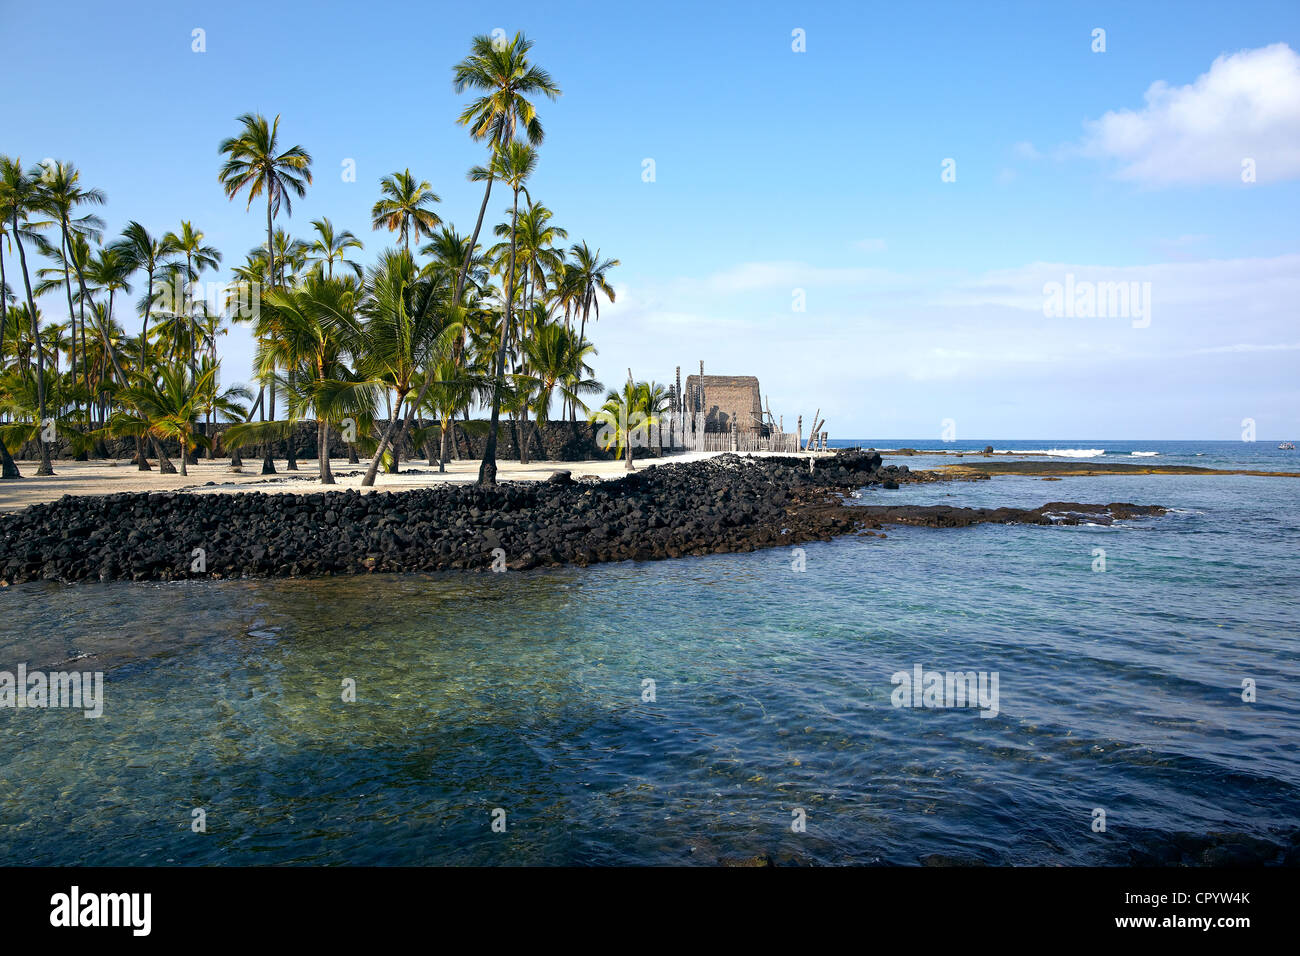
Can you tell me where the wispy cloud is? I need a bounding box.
[1011,141,1041,161]
[1079,43,1300,185]
[597,253,1300,426]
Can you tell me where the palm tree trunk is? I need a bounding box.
[58,225,80,427]
[74,232,91,461]
[0,241,20,478]
[285,368,298,470]
[12,212,53,475]
[318,420,334,484]
[478,184,520,486]
[186,252,197,380]
[384,392,405,476]
[141,266,153,372]
[153,436,176,473]
[0,441,18,479]
[262,196,277,475]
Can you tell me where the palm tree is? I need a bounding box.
[218,113,313,293]
[201,364,253,463]
[193,312,230,453]
[451,32,559,302]
[227,276,375,484]
[307,217,363,280]
[523,320,600,428]
[218,112,313,474]
[476,141,536,485]
[421,226,488,289]
[517,320,600,462]
[261,228,310,471]
[112,221,177,372]
[0,206,16,477]
[39,161,105,407]
[265,228,310,287]
[227,252,269,458]
[0,156,56,474]
[492,200,565,312]
[33,230,97,454]
[594,380,670,467]
[81,243,140,443]
[411,356,477,472]
[357,249,460,483]
[567,241,619,354]
[111,365,217,476]
[359,33,558,486]
[370,171,441,253]
[0,364,96,462]
[162,221,222,374]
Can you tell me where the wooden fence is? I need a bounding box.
[648,411,799,454]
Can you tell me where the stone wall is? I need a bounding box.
[15,419,662,463]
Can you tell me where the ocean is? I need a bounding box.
[1,440,1297,865]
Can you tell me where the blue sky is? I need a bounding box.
[4,0,1298,439]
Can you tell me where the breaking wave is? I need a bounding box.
[1006,448,1106,458]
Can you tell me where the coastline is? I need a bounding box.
[0,450,1171,585]
[942,460,1300,478]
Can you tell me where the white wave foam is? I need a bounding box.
[1130,451,1159,457]
[1002,448,1106,458]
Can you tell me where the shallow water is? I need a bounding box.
[0,455,1297,865]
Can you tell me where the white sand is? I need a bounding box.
[0,450,830,512]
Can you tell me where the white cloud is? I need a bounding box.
[1188,341,1300,354]
[1011,141,1041,160]
[1080,43,1300,185]
[701,260,887,293]
[945,254,1300,316]
[581,247,1300,438]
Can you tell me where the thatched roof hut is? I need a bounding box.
[684,372,765,433]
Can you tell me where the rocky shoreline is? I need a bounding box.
[0,451,1166,584]
[854,501,1167,528]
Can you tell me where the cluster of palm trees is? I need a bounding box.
[0,154,249,477]
[0,32,632,486]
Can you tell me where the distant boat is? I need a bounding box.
[1280,441,1296,450]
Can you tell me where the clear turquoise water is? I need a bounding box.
[1,442,1297,865]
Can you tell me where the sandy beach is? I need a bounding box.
[0,451,831,512]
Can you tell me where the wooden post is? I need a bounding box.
[805,409,820,452]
